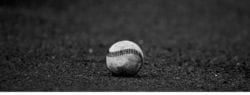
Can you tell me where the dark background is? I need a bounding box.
[0,0,250,91]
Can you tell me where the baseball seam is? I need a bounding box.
[106,49,143,59]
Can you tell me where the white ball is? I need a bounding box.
[106,40,144,76]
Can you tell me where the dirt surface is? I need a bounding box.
[0,0,250,91]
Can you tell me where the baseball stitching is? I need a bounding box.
[106,49,143,59]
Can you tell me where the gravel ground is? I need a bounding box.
[0,0,250,91]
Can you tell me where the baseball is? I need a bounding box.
[106,40,144,76]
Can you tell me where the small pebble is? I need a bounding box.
[215,74,218,77]
[88,48,93,53]
[52,56,55,59]
[138,40,144,45]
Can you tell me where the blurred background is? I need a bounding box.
[0,0,250,91]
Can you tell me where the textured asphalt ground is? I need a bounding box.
[0,0,250,91]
